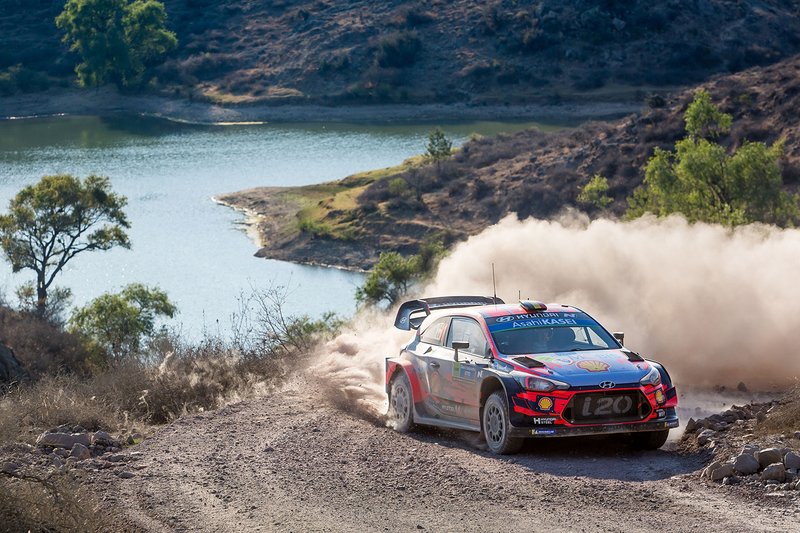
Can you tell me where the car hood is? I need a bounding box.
[516,350,651,388]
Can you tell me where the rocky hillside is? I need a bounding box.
[4,1,800,104]
[222,54,800,269]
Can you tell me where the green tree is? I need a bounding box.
[426,127,453,173]
[56,0,177,89]
[577,174,613,209]
[684,89,732,140]
[69,283,176,362]
[356,252,421,306]
[0,174,130,318]
[627,93,798,226]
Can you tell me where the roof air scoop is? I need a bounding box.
[520,300,547,313]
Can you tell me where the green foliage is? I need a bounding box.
[15,283,72,325]
[56,0,177,89]
[68,283,176,363]
[0,65,50,96]
[376,31,421,68]
[425,127,453,172]
[684,89,732,140]
[0,174,130,318]
[356,252,421,306]
[388,177,410,198]
[628,92,798,226]
[577,174,613,209]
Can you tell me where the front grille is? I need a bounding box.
[562,390,651,424]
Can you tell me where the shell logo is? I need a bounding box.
[654,389,665,404]
[537,396,554,411]
[577,360,610,372]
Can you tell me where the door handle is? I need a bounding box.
[429,361,440,368]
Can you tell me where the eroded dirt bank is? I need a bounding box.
[81,383,798,533]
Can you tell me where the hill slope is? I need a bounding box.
[220,55,800,269]
[4,1,800,104]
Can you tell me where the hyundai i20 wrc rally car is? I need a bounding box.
[386,296,679,454]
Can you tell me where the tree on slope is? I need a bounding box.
[56,0,177,89]
[627,90,798,226]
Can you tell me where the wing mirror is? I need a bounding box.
[452,341,469,361]
[613,332,625,345]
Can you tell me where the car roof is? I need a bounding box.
[424,303,583,324]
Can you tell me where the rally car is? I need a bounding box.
[386,296,679,454]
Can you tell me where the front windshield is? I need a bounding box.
[485,312,619,355]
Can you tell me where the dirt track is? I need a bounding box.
[94,383,799,533]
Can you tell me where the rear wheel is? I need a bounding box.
[388,372,415,433]
[629,429,669,450]
[482,391,523,455]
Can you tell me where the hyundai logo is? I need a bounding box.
[599,381,616,389]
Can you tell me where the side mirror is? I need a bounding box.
[452,341,469,362]
[613,332,625,345]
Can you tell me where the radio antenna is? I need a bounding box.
[491,263,497,302]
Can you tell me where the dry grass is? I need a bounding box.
[757,386,800,436]
[0,471,116,533]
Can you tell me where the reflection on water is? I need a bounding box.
[0,115,557,337]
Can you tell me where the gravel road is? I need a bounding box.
[95,383,799,533]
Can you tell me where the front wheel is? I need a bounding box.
[388,371,415,433]
[482,391,523,455]
[629,429,669,450]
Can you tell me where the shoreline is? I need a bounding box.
[0,87,642,125]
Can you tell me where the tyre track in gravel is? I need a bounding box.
[97,386,800,533]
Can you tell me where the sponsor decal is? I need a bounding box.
[577,360,610,372]
[492,360,514,373]
[532,354,574,366]
[532,428,557,436]
[487,312,596,332]
[532,417,557,425]
[667,420,679,428]
[452,361,477,382]
[537,396,554,412]
[654,389,665,404]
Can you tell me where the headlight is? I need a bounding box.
[512,372,569,392]
[640,366,661,387]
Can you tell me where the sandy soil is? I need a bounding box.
[0,88,640,125]
[83,382,799,533]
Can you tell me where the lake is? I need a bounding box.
[0,115,553,337]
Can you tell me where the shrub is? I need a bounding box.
[577,174,613,209]
[375,31,421,69]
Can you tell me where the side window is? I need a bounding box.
[446,318,490,357]
[420,318,449,346]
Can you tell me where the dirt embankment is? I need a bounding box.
[40,383,798,532]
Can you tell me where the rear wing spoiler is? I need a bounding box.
[394,296,505,330]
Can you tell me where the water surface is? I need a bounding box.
[0,115,553,336]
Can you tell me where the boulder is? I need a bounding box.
[70,443,91,460]
[701,460,723,479]
[761,463,787,482]
[784,451,800,470]
[733,454,760,476]
[36,432,91,449]
[710,463,735,482]
[0,342,27,384]
[91,431,119,447]
[755,448,783,469]
[697,429,716,445]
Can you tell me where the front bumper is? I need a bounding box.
[510,411,680,438]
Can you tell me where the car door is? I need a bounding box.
[440,317,492,423]
[414,317,455,418]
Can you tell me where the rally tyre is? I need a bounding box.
[483,391,523,455]
[388,371,415,433]
[630,429,670,450]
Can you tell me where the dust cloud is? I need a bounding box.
[316,213,800,415]
[429,213,800,387]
